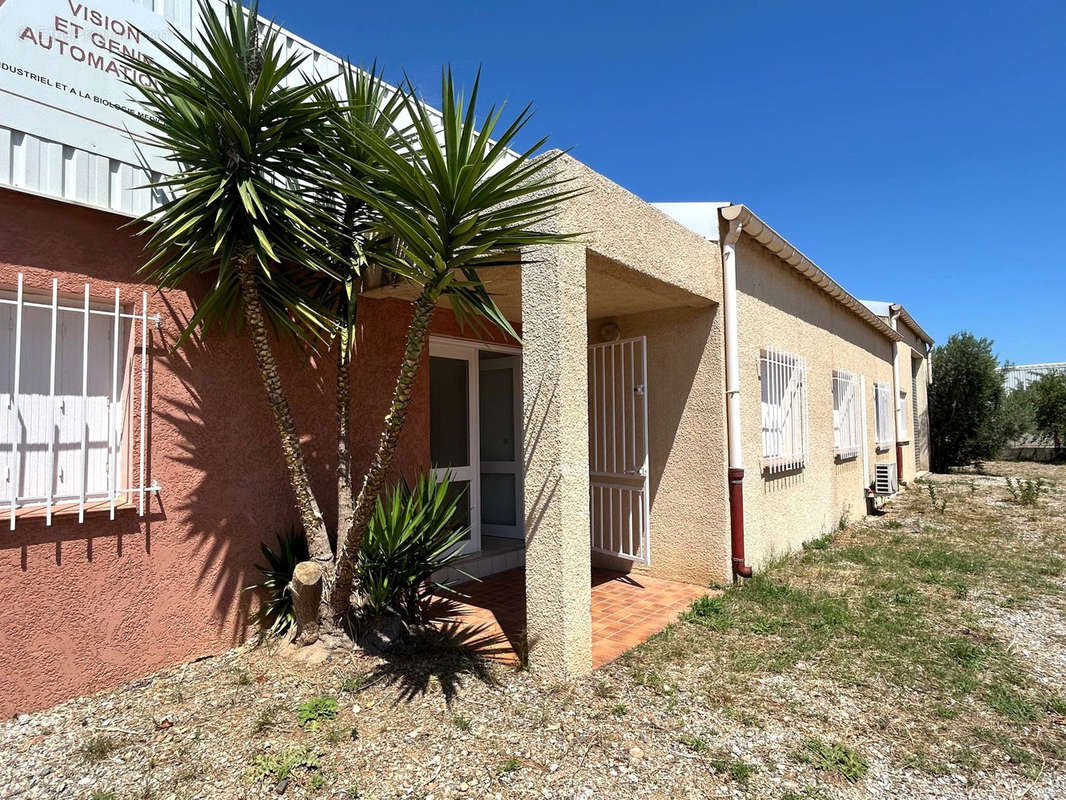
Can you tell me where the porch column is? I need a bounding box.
[521,242,593,676]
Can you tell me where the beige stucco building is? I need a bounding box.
[369,154,935,675]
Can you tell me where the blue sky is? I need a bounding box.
[258,0,1065,363]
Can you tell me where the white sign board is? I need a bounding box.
[0,0,192,168]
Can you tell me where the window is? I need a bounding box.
[897,391,909,441]
[832,369,862,460]
[874,382,893,449]
[760,346,809,473]
[1,275,155,528]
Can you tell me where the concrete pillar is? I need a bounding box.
[520,241,593,677]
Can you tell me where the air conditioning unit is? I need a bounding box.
[874,462,898,496]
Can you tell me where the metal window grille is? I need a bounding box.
[760,346,809,473]
[1,274,160,529]
[832,368,862,461]
[874,382,893,447]
[912,372,921,469]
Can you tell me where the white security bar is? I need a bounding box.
[833,368,862,460]
[1,274,160,529]
[80,284,89,524]
[874,382,893,447]
[139,291,148,517]
[46,280,58,526]
[8,275,24,531]
[588,337,651,565]
[760,346,810,474]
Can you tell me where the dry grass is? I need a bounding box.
[627,460,1066,782]
[5,460,1066,799]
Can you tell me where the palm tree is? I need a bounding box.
[123,0,338,566]
[324,69,584,618]
[306,64,409,557]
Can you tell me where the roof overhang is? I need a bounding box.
[892,304,934,347]
[721,204,903,343]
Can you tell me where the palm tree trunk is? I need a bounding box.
[237,253,333,566]
[328,287,438,618]
[335,326,355,547]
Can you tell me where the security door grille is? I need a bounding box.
[588,337,650,565]
[760,346,809,473]
[1,274,159,529]
[832,368,862,460]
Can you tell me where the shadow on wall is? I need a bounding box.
[153,294,332,644]
[521,376,560,549]
[588,305,718,576]
[763,468,806,494]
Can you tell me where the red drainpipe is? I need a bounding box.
[728,468,752,578]
[895,443,905,479]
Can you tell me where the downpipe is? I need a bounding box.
[721,209,752,579]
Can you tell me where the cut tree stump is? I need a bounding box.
[290,561,324,646]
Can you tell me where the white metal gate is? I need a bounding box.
[588,336,650,565]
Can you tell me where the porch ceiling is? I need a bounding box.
[360,249,715,324]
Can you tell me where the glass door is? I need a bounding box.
[479,355,523,539]
[429,341,480,555]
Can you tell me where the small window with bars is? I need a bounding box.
[874,382,893,450]
[832,369,862,461]
[1,274,158,529]
[760,346,809,473]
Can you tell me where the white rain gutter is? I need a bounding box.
[721,216,751,578]
[719,205,904,344]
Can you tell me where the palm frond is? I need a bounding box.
[119,0,340,345]
[322,67,586,340]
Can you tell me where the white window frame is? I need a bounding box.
[760,346,809,474]
[832,368,862,461]
[2,274,159,529]
[874,382,893,450]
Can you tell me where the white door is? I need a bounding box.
[588,336,651,565]
[428,341,481,555]
[479,356,523,539]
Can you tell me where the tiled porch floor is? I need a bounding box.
[427,568,712,668]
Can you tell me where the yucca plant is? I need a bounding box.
[121,0,338,565]
[245,528,310,636]
[327,69,584,618]
[357,472,471,623]
[305,63,409,552]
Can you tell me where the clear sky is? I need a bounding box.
[258,0,1065,363]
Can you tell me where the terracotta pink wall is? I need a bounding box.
[0,189,497,715]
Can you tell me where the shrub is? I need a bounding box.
[799,738,869,782]
[925,484,948,514]
[356,471,471,622]
[929,333,1008,471]
[297,696,339,727]
[1005,476,1048,506]
[1032,372,1066,451]
[246,746,318,783]
[244,528,308,636]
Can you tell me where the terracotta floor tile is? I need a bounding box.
[427,566,717,668]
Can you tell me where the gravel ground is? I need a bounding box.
[2,461,1065,800]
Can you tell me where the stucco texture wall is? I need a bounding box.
[734,237,898,567]
[588,306,730,586]
[0,189,483,715]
